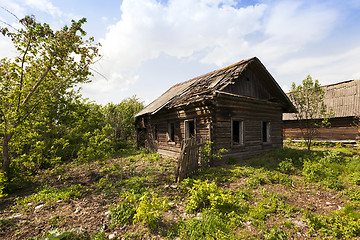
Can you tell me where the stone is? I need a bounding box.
[108,231,118,239]
[6,213,23,219]
[35,204,45,211]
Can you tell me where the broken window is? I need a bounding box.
[232,120,244,145]
[153,124,158,141]
[185,119,195,139]
[262,121,271,142]
[168,123,175,142]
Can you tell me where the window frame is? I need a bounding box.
[231,118,244,146]
[167,122,175,142]
[262,121,271,143]
[153,124,158,141]
[184,119,196,140]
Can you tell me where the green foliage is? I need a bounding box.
[247,172,268,188]
[43,229,91,240]
[346,188,360,202]
[288,75,333,151]
[186,180,219,213]
[179,211,237,240]
[185,180,248,215]
[264,225,288,240]
[16,184,84,206]
[103,96,144,147]
[0,16,99,175]
[301,151,344,190]
[0,170,7,198]
[305,205,360,239]
[278,158,295,174]
[109,201,136,228]
[200,141,227,164]
[133,192,169,230]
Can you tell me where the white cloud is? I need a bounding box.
[24,0,63,17]
[255,1,338,62]
[97,0,268,93]
[94,0,341,96]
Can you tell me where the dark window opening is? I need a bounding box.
[185,120,195,139]
[168,123,175,142]
[153,124,158,141]
[262,121,270,142]
[232,120,244,145]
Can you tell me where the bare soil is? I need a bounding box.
[0,155,348,240]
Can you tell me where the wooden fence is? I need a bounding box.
[175,137,206,182]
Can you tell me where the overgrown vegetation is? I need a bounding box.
[1,142,360,239]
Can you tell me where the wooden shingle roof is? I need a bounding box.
[136,57,294,117]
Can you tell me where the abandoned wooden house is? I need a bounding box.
[135,57,295,162]
[283,79,360,143]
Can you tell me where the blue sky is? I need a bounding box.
[1,0,360,105]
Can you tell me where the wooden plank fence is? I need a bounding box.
[175,137,206,182]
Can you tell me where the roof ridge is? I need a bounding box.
[169,57,256,89]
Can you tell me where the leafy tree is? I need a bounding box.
[0,16,99,175]
[288,75,332,151]
[103,96,144,146]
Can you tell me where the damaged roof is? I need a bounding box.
[135,57,294,117]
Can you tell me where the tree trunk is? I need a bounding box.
[2,132,14,176]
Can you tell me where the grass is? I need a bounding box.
[2,144,360,239]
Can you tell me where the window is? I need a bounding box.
[262,121,271,142]
[153,124,158,141]
[185,119,195,139]
[232,120,244,145]
[168,123,175,142]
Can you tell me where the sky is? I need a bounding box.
[1,0,360,105]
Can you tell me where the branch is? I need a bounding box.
[17,33,33,112]
[0,7,20,22]
[16,76,67,127]
[22,60,52,106]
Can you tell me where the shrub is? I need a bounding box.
[264,225,288,240]
[278,158,295,174]
[186,180,219,213]
[305,206,360,239]
[321,150,342,164]
[346,188,360,202]
[0,170,7,198]
[247,172,268,188]
[109,201,136,228]
[133,192,169,230]
[302,160,326,182]
[16,184,84,206]
[179,212,237,240]
[200,141,227,164]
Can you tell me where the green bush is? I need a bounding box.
[278,158,295,174]
[179,212,237,240]
[246,172,268,188]
[133,192,169,230]
[305,205,360,239]
[302,156,344,190]
[264,225,288,240]
[0,170,7,198]
[109,201,136,228]
[16,184,85,206]
[186,180,219,213]
[346,188,360,202]
[42,228,91,240]
[321,150,342,164]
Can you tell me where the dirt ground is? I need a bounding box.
[0,158,347,240]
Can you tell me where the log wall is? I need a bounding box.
[212,93,284,162]
[283,117,359,141]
